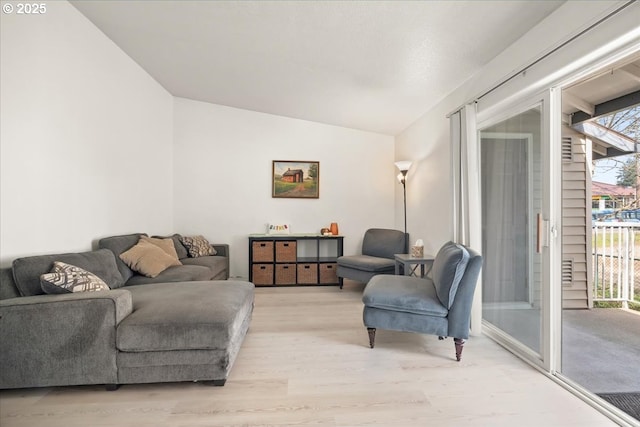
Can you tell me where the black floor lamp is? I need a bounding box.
[395,160,412,252]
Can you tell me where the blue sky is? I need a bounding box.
[592,107,638,185]
[592,157,625,185]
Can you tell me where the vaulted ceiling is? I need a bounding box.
[71,0,566,135]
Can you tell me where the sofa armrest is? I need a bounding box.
[212,244,230,279]
[0,290,132,389]
[0,289,133,324]
[211,243,229,258]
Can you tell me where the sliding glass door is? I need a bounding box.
[477,93,558,368]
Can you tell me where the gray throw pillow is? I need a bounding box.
[153,234,189,259]
[431,241,470,309]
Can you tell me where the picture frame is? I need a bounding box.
[272,160,319,199]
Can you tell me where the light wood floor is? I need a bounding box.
[0,283,617,427]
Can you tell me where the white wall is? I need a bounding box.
[395,101,457,255]
[173,98,395,278]
[0,1,174,266]
[5,0,631,278]
[395,0,639,255]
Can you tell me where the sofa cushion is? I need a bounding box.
[117,281,255,352]
[180,256,227,276]
[40,262,110,294]
[152,234,189,259]
[431,241,470,309]
[119,240,182,278]
[336,255,395,272]
[12,249,124,297]
[124,264,213,285]
[139,236,180,260]
[180,235,217,257]
[363,275,448,317]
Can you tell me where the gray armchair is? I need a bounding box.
[336,228,407,288]
[361,241,482,361]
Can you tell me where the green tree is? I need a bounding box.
[595,106,639,204]
[616,154,638,187]
[308,163,318,181]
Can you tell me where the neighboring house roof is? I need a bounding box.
[592,181,635,197]
[283,169,303,176]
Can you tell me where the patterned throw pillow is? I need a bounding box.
[40,261,110,294]
[180,235,217,258]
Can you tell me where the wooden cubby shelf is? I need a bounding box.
[248,234,344,287]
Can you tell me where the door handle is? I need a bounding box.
[536,214,554,253]
[537,213,543,254]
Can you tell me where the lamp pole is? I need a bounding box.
[401,174,407,236]
[395,160,412,253]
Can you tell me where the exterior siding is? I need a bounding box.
[561,127,591,309]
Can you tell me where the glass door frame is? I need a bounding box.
[475,90,563,372]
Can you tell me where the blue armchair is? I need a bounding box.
[362,241,482,361]
[336,228,407,288]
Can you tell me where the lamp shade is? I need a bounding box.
[394,160,412,172]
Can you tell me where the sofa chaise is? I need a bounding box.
[0,233,254,390]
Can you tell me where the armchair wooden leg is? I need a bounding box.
[454,338,465,361]
[367,328,376,348]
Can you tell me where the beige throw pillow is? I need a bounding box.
[180,235,217,258]
[140,235,180,260]
[119,239,182,278]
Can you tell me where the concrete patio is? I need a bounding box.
[562,307,640,394]
[483,305,640,421]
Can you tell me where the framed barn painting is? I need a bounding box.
[272,160,319,199]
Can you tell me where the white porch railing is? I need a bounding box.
[592,222,639,309]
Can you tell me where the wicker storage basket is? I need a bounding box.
[275,241,297,262]
[252,264,274,285]
[319,263,338,284]
[252,241,274,262]
[275,264,296,285]
[297,263,318,284]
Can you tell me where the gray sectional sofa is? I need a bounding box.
[0,233,254,390]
